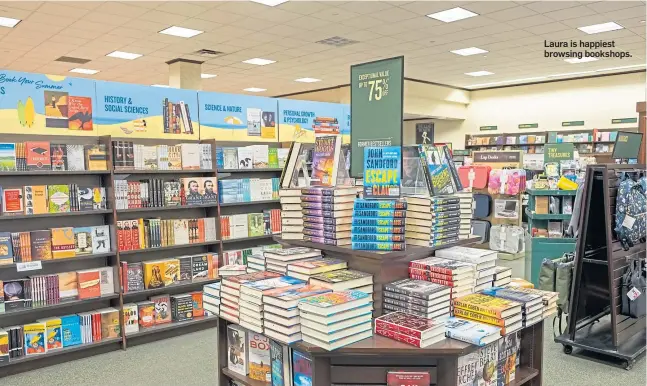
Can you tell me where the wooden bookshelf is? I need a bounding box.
[0,337,122,367]
[219,199,280,207]
[0,209,112,221]
[0,294,120,318]
[222,367,271,386]
[113,169,214,174]
[122,279,220,298]
[116,203,218,213]
[118,240,220,255]
[127,315,217,338]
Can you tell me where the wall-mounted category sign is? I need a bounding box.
[415,122,434,144]
[612,131,643,159]
[518,123,538,129]
[350,56,404,177]
[199,92,277,142]
[544,143,574,163]
[453,149,471,156]
[562,121,584,127]
[0,70,95,136]
[95,81,199,139]
[479,126,497,131]
[473,151,521,163]
[278,99,347,144]
[612,118,638,124]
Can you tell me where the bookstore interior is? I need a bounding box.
[0,1,645,385]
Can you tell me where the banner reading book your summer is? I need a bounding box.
[0,70,95,136]
[198,92,278,142]
[278,99,349,144]
[95,81,199,140]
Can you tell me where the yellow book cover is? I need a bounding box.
[453,307,505,327]
[100,309,121,339]
[453,293,521,319]
[163,258,180,286]
[0,329,8,359]
[38,318,62,350]
[51,227,76,259]
[138,218,145,249]
[143,260,165,289]
[27,185,48,214]
[24,323,46,355]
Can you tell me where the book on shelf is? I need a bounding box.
[453,293,522,319]
[445,317,502,346]
[227,324,249,376]
[270,339,291,386]
[310,136,341,187]
[248,332,271,382]
[292,350,312,386]
[456,340,499,386]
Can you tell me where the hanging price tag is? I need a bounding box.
[16,261,42,272]
[627,287,642,301]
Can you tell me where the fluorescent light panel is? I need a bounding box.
[578,22,623,34]
[159,26,203,38]
[69,68,99,75]
[251,0,289,6]
[0,16,21,28]
[151,84,170,88]
[295,78,321,83]
[451,47,488,56]
[427,7,478,23]
[244,87,266,92]
[201,73,217,79]
[465,71,494,77]
[107,51,142,60]
[242,58,276,66]
[564,57,599,63]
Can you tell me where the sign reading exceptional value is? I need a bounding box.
[350,56,404,177]
[612,131,643,159]
[544,143,574,163]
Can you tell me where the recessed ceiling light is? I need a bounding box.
[451,47,489,56]
[427,7,478,23]
[465,71,494,77]
[107,51,142,60]
[244,87,266,92]
[250,0,289,6]
[578,22,623,34]
[564,57,599,64]
[152,84,170,88]
[69,68,99,75]
[242,58,276,66]
[295,78,321,83]
[159,26,203,38]
[0,16,21,28]
[201,73,217,79]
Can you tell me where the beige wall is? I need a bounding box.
[403,119,463,145]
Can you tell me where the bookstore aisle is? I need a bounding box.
[0,323,643,386]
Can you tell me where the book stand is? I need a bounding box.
[555,164,646,369]
[283,143,353,188]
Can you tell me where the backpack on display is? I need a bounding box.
[471,219,491,243]
[458,165,491,190]
[488,169,526,195]
[614,174,647,250]
[472,193,491,218]
[489,224,525,254]
[621,259,646,318]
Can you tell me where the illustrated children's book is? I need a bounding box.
[363,146,401,199]
[37,318,62,351]
[310,135,341,187]
[23,323,47,355]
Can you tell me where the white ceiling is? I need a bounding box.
[0,1,645,96]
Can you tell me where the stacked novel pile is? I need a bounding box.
[220,271,282,324]
[246,253,266,273]
[493,266,512,287]
[286,257,348,282]
[203,282,220,317]
[409,257,475,300]
[298,290,374,350]
[504,287,559,319]
[301,187,356,246]
[482,287,544,327]
[453,293,523,336]
[262,284,332,344]
[264,247,321,275]
[239,276,306,333]
[310,269,374,296]
[404,194,472,248]
[435,246,498,293]
[374,311,446,347]
[350,199,407,251]
[383,278,452,320]
[219,265,247,277]
[279,189,303,240]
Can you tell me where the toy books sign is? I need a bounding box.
[363,146,401,199]
[0,70,95,136]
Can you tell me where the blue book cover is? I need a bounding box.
[351,226,405,235]
[352,209,406,218]
[351,241,405,251]
[292,350,312,386]
[354,199,406,210]
[0,231,14,264]
[215,147,224,169]
[242,276,305,292]
[445,317,501,346]
[363,146,401,199]
[242,178,251,202]
[351,217,405,227]
[270,340,286,386]
[60,314,82,347]
[351,233,405,242]
[0,143,16,171]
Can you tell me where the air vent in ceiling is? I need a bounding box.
[316,36,358,47]
[55,56,91,64]
[194,49,224,58]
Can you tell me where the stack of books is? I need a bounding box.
[310,269,374,295]
[223,244,282,267]
[218,177,280,204]
[203,282,221,316]
[298,290,374,350]
[493,266,512,287]
[374,311,446,347]
[445,316,502,346]
[481,287,544,327]
[217,145,289,170]
[112,142,210,171]
[404,194,472,247]
[452,293,523,336]
[435,246,498,292]
[383,278,452,320]
[279,189,304,240]
[350,199,406,251]
[246,253,266,273]
[408,257,475,299]
[239,276,306,333]
[263,247,321,275]
[505,287,559,319]
[301,187,356,246]
[286,257,348,281]
[262,284,332,344]
[218,265,247,277]
[0,141,108,172]
[220,271,282,324]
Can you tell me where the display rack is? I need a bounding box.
[555,164,646,369]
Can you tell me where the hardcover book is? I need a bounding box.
[48,185,70,213]
[270,339,290,386]
[3,188,23,214]
[138,301,155,328]
[453,294,522,319]
[50,143,67,171]
[292,350,312,386]
[23,323,47,355]
[74,227,93,255]
[310,136,341,187]
[66,145,85,171]
[456,341,499,386]
[227,324,248,376]
[0,143,16,171]
[375,311,444,340]
[445,317,502,346]
[363,146,401,198]
[30,230,52,260]
[150,294,172,324]
[26,142,51,171]
[384,279,451,300]
[77,269,101,299]
[248,332,271,382]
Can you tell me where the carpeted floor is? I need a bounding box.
[1,323,644,385]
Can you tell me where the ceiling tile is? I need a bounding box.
[369,7,419,22]
[312,7,359,22]
[337,1,394,14]
[586,1,643,13]
[462,1,519,14]
[2,1,43,11]
[38,2,91,18]
[507,14,554,28]
[487,6,537,22]
[155,2,210,17]
[397,1,468,16]
[94,2,149,17]
[524,22,571,35]
[543,5,598,22]
[194,9,246,24]
[276,1,331,15]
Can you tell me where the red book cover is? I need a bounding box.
[408,267,456,282]
[123,221,132,251]
[131,220,140,250]
[408,262,453,275]
[409,274,458,287]
[374,312,441,339]
[375,326,425,348]
[386,369,431,386]
[67,96,93,130]
[25,141,51,170]
[191,291,204,317]
[2,188,23,214]
[198,219,205,243]
[117,221,125,251]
